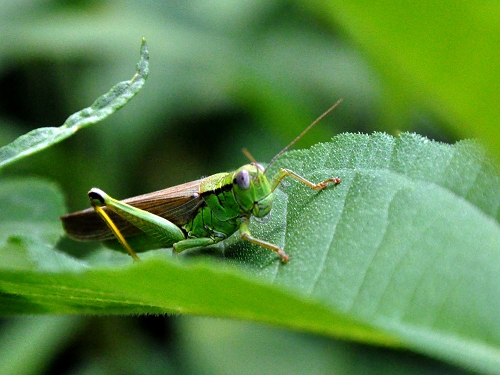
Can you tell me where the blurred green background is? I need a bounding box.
[0,0,497,374]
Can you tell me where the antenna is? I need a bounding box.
[242,148,257,163]
[265,98,343,173]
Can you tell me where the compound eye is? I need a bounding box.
[235,169,250,190]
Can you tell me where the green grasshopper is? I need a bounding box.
[61,99,342,263]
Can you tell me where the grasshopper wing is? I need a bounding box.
[61,179,203,241]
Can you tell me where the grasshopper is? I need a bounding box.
[61,99,342,262]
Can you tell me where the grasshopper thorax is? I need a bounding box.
[232,162,273,218]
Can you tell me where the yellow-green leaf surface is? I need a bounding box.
[1,133,499,373]
[308,1,500,158]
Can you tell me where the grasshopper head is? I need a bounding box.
[233,162,273,218]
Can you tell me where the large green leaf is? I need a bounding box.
[306,1,500,157]
[0,133,499,373]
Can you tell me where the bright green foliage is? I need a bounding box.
[306,0,500,158]
[1,133,499,373]
[1,1,498,374]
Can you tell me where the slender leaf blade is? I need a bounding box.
[0,38,149,169]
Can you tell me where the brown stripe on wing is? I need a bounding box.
[61,179,203,241]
